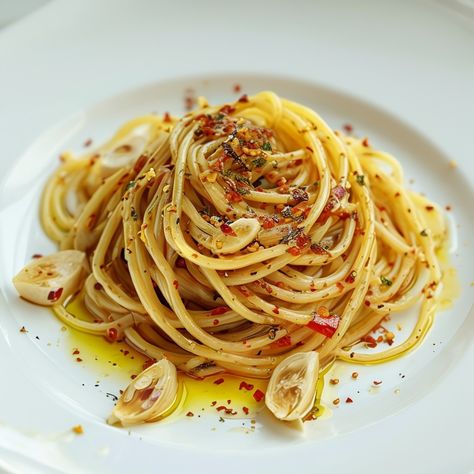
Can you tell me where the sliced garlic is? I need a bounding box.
[108,359,178,426]
[190,217,260,255]
[100,124,151,176]
[265,351,319,421]
[12,250,86,306]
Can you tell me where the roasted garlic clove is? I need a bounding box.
[108,359,178,426]
[265,351,319,421]
[12,250,86,306]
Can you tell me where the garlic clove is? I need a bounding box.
[265,351,319,421]
[12,250,86,306]
[108,359,178,426]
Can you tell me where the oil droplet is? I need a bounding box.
[436,241,461,311]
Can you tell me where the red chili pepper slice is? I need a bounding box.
[306,314,340,338]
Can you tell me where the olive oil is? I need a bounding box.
[63,297,269,418]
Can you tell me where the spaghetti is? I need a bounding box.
[23,92,446,385]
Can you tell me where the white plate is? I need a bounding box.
[0,1,473,473]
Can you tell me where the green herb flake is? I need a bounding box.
[126,180,136,190]
[420,229,428,237]
[252,157,267,169]
[262,142,272,151]
[380,276,392,286]
[356,174,365,186]
[131,207,138,221]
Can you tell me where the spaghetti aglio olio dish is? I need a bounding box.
[13,92,447,425]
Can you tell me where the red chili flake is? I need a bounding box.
[106,327,118,342]
[220,222,237,236]
[239,381,254,391]
[373,380,382,386]
[173,280,179,289]
[287,247,301,256]
[226,190,243,203]
[262,217,277,229]
[317,198,337,224]
[94,282,103,290]
[211,401,217,406]
[238,94,249,103]
[332,185,346,200]
[219,104,236,115]
[227,399,231,405]
[213,319,219,326]
[291,188,309,203]
[47,288,63,302]
[186,411,194,417]
[214,378,225,385]
[345,271,357,284]
[306,313,340,338]
[131,374,137,380]
[163,111,172,123]
[176,257,186,268]
[216,405,227,412]
[345,397,354,403]
[336,282,344,292]
[363,335,377,348]
[242,406,249,415]
[362,137,370,147]
[210,306,229,316]
[143,358,156,370]
[32,253,43,259]
[271,335,292,348]
[272,306,280,315]
[295,233,310,249]
[342,124,353,133]
[83,138,93,147]
[140,387,154,400]
[233,84,241,93]
[76,357,83,362]
[72,349,80,355]
[253,389,265,402]
[425,205,434,211]
[337,211,351,220]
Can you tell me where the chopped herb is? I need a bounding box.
[356,174,365,186]
[236,187,250,195]
[131,207,138,221]
[215,113,225,121]
[420,229,428,237]
[262,142,272,151]
[380,276,393,286]
[126,180,136,190]
[234,175,252,186]
[252,157,267,169]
